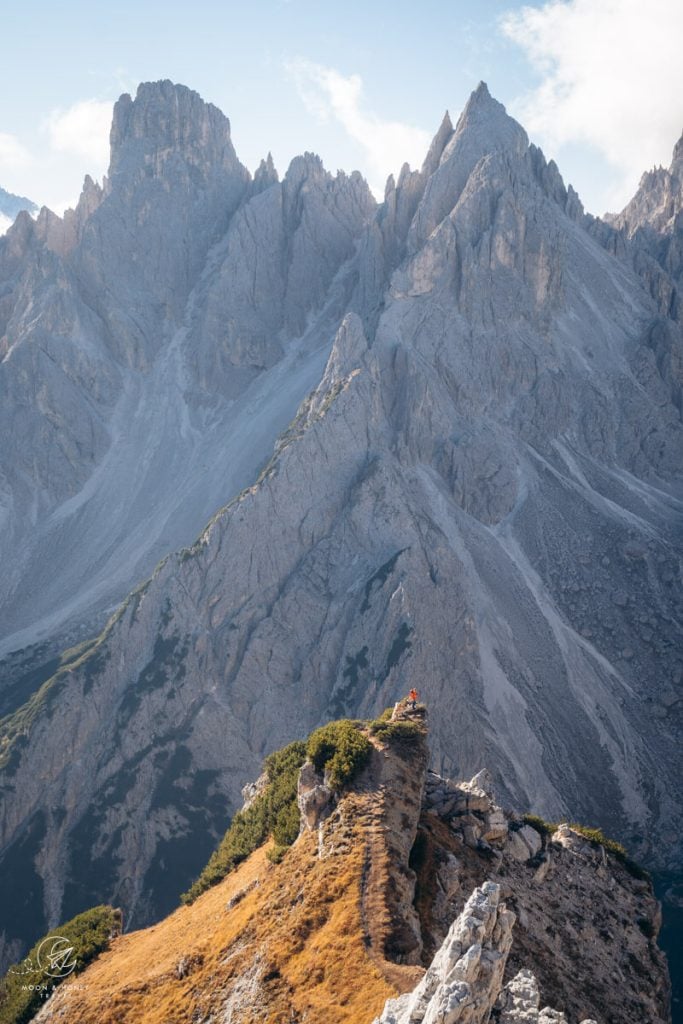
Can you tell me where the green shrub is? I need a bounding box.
[306,720,372,790]
[0,905,120,1024]
[266,845,288,865]
[568,823,627,858]
[369,720,420,743]
[567,823,650,880]
[181,740,306,905]
[272,800,301,847]
[522,813,557,837]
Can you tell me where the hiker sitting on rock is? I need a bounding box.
[408,688,419,709]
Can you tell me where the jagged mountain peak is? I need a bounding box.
[605,126,683,298]
[669,130,683,175]
[108,79,243,184]
[420,109,454,176]
[253,151,279,191]
[284,149,327,186]
[405,83,530,252]
[0,79,682,1008]
[445,79,528,162]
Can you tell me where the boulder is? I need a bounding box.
[297,762,334,831]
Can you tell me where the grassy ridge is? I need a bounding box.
[183,719,377,905]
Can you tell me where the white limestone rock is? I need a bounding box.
[507,825,543,862]
[373,882,515,1024]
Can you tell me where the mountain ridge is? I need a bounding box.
[5,707,669,1024]
[0,80,681,983]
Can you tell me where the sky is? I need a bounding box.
[1,0,682,218]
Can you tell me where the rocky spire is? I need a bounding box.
[108,80,244,185]
[420,110,454,177]
[670,129,683,176]
[253,151,279,193]
[447,80,528,162]
[373,882,515,1023]
[406,81,528,253]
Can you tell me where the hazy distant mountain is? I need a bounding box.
[0,185,37,234]
[0,80,681,971]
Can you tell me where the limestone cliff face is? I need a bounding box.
[0,81,374,653]
[28,716,670,1024]
[598,133,683,415]
[0,83,682,972]
[605,132,683,302]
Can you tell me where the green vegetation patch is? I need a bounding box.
[369,719,421,744]
[522,813,558,837]
[522,815,649,881]
[306,719,372,790]
[567,823,650,880]
[181,740,306,905]
[0,905,120,1024]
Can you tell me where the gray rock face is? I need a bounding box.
[602,133,683,340]
[188,152,374,397]
[0,81,374,655]
[297,762,334,830]
[373,895,602,1024]
[0,82,681,975]
[606,132,683,293]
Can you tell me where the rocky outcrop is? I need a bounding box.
[414,769,670,1024]
[374,881,514,1024]
[498,969,596,1023]
[602,132,683,330]
[297,762,334,830]
[1,82,682,975]
[373,887,601,1023]
[21,719,672,1024]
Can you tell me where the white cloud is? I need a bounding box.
[501,0,683,213]
[0,132,32,171]
[47,99,113,167]
[285,58,431,195]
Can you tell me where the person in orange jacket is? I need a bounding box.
[408,688,419,709]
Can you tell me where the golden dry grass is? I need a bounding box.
[39,801,416,1023]
[38,725,430,1024]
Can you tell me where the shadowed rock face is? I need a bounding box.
[0,82,681,972]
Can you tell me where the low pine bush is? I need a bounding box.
[181,740,306,904]
[0,905,120,1024]
[369,719,421,743]
[522,813,557,837]
[306,720,372,790]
